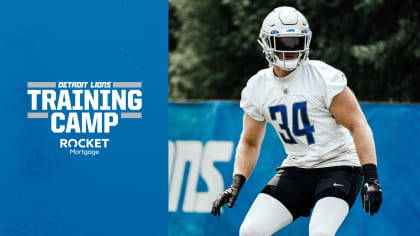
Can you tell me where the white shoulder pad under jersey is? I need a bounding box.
[240,60,360,168]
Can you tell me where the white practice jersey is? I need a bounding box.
[240,60,361,168]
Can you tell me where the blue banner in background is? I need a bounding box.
[169,102,420,236]
[0,0,167,235]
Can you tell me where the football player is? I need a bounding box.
[211,6,382,236]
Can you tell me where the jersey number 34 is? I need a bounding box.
[269,101,315,145]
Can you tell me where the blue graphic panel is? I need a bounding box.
[0,0,167,235]
[169,102,420,236]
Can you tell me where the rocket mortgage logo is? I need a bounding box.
[27,82,142,157]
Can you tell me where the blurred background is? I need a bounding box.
[169,0,420,102]
[169,0,420,235]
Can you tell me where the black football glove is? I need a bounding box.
[211,174,245,216]
[361,164,382,215]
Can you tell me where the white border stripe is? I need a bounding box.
[27,113,49,118]
[113,82,142,88]
[121,113,142,119]
[27,82,56,88]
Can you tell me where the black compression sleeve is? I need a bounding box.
[362,164,378,180]
[232,174,246,189]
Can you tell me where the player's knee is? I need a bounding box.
[309,226,335,236]
[239,222,267,236]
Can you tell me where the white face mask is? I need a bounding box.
[273,55,300,71]
[259,37,307,71]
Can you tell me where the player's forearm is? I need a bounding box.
[351,122,377,166]
[233,141,260,179]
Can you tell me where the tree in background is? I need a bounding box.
[169,0,420,102]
